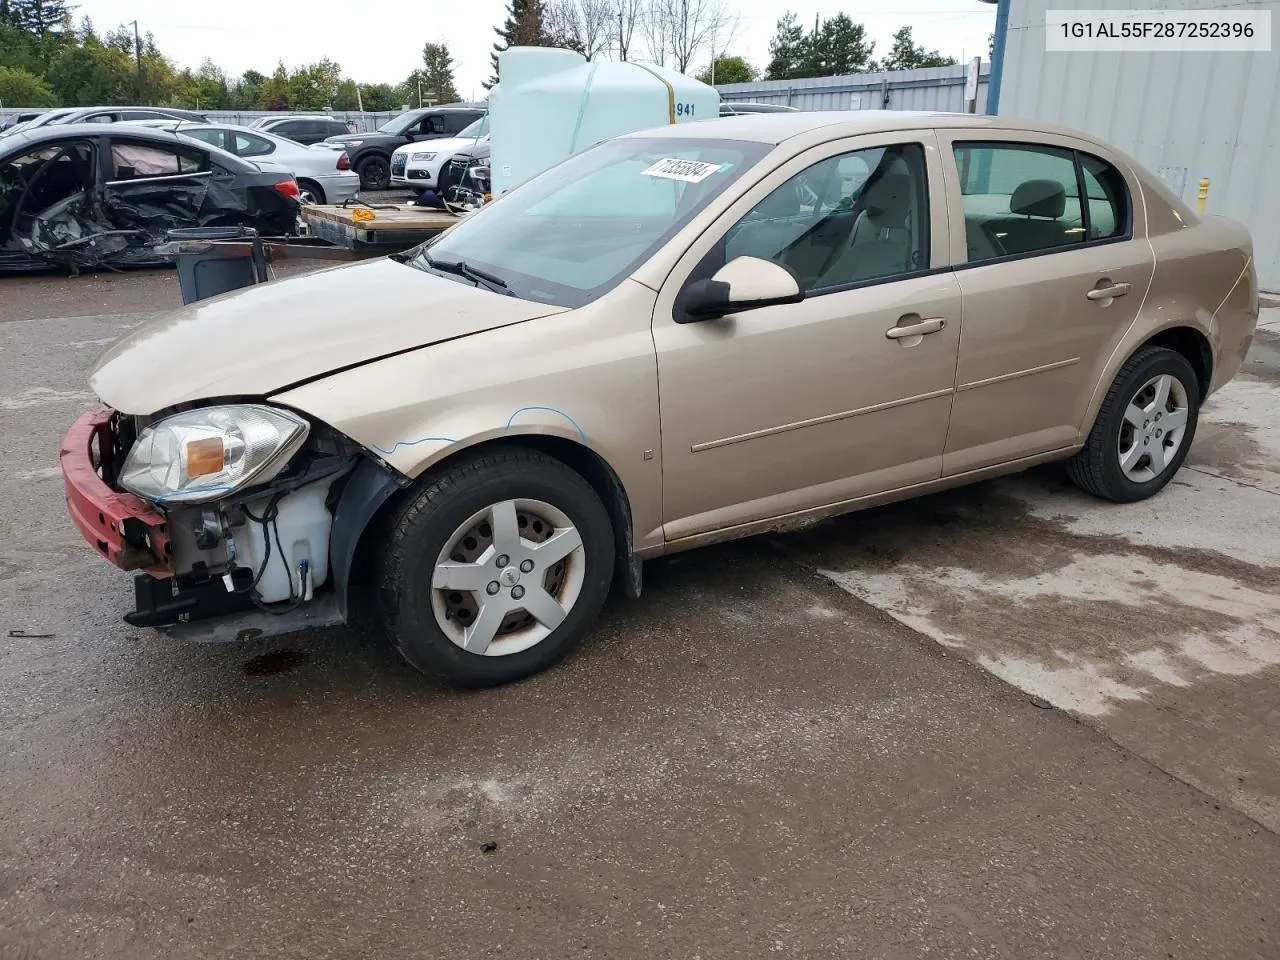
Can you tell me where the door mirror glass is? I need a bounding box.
[681,256,803,322]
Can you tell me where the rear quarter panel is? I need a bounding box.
[1079,162,1255,430]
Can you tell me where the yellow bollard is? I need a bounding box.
[1197,178,1210,212]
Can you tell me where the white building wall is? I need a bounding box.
[999,0,1280,290]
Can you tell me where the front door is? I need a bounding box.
[937,134,1155,474]
[653,133,962,542]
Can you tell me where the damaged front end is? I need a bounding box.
[61,403,404,641]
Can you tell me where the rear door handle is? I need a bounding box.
[1087,282,1131,301]
[885,317,946,339]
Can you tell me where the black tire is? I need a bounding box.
[357,155,391,191]
[297,179,326,205]
[1066,345,1200,503]
[378,448,615,688]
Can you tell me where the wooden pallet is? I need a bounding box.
[302,204,462,252]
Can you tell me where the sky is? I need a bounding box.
[73,0,997,101]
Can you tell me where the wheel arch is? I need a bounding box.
[1081,321,1213,438]
[341,434,642,617]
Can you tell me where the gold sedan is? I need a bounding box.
[68,112,1258,687]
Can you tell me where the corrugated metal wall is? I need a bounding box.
[717,63,990,114]
[999,0,1280,291]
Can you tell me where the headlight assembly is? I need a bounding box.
[411,152,436,162]
[119,405,309,504]
[470,157,490,168]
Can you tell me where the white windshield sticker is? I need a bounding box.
[641,158,724,183]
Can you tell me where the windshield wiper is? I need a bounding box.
[418,251,513,296]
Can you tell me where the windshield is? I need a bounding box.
[409,136,769,308]
[457,116,489,139]
[377,113,420,136]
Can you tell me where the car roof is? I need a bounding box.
[629,110,1118,148]
[261,115,339,122]
[0,122,255,170]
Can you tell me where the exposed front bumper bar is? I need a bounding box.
[60,407,173,578]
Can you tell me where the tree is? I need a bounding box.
[7,0,71,38]
[609,0,643,60]
[45,40,132,105]
[644,0,734,73]
[230,68,266,110]
[879,26,956,71]
[490,0,546,86]
[333,78,360,110]
[801,14,875,77]
[422,41,460,102]
[765,12,806,81]
[545,0,613,60]
[290,58,342,109]
[0,62,55,104]
[259,61,291,110]
[695,54,754,85]
[362,82,401,111]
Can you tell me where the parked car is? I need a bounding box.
[63,112,1257,687]
[390,115,489,194]
[432,137,490,202]
[0,124,299,272]
[160,122,359,205]
[250,115,353,146]
[47,106,209,126]
[0,108,79,137]
[718,102,800,117]
[0,111,43,133]
[324,105,485,190]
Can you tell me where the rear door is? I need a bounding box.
[101,136,212,232]
[935,132,1153,474]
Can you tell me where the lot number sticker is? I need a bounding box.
[642,158,724,183]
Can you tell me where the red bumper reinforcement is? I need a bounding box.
[61,408,173,578]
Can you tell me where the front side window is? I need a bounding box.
[424,116,448,135]
[183,128,227,152]
[410,136,771,308]
[720,142,930,292]
[954,142,1090,261]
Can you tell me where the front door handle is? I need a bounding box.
[885,317,946,339]
[1087,281,1131,301]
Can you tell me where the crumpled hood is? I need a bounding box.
[91,258,565,414]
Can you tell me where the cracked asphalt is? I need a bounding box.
[1,267,1277,959]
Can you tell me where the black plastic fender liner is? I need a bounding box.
[330,457,409,621]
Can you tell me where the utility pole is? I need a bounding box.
[129,20,143,102]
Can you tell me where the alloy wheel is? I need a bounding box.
[430,499,586,657]
[1117,373,1190,482]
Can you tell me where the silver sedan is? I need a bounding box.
[128,120,360,205]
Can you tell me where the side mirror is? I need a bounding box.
[680,256,804,322]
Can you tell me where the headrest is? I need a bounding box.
[1010,179,1066,219]
[861,173,911,226]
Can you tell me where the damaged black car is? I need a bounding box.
[0,124,301,273]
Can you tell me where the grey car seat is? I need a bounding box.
[820,173,917,286]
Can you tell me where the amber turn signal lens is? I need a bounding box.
[186,437,226,478]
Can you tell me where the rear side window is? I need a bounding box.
[109,141,210,179]
[234,132,275,156]
[953,142,1130,263]
[1080,153,1128,240]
